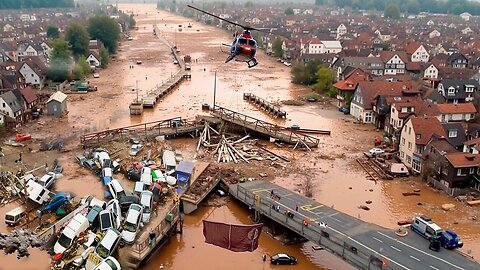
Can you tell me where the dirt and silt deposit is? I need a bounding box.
[2,3,480,269]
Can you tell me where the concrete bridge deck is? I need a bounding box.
[230,180,479,270]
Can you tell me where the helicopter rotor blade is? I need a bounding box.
[187,4,256,31]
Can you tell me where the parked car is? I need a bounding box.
[75,155,87,165]
[54,214,89,254]
[129,144,144,156]
[126,169,141,182]
[85,228,122,270]
[37,172,56,189]
[339,106,350,114]
[92,256,121,270]
[119,195,140,214]
[133,182,146,197]
[107,199,121,228]
[5,206,26,226]
[291,124,300,130]
[270,254,297,265]
[83,159,98,172]
[26,180,50,205]
[369,148,385,156]
[72,246,95,268]
[83,196,107,210]
[86,205,103,230]
[107,179,126,200]
[44,192,71,213]
[140,191,153,224]
[121,204,143,244]
[140,167,153,186]
[93,73,100,78]
[128,138,140,144]
[102,168,113,186]
[99,210,117,232]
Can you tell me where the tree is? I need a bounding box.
[99,47,109,68]
[285,7,294,16]
[291,60,322,85]
[127,14,136,28]
[244,1,253,8]
[273,36,283,58]
[384,3,401,19]
[314,66,334,92]
[74,55,91,80]
[88,15,121,54]
[48,39,72,82]
[47,25,59,39]
[65,22,90,57]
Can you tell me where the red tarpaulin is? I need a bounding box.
[202,220,263,252]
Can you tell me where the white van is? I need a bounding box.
[26,180,50,205]
[54,213,90,254]
[140,167,152,186]
[5,206,27,226]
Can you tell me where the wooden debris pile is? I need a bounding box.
[196,123,291,164]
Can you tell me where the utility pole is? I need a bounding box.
[213,71,217,109]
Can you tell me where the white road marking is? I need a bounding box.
[430,266,440,270]
[373,237,384,243]
[376,231,465,270]
[390,245,402,252]
[327,227,409,270]
[410,255,421,261]
[329,216,342,223]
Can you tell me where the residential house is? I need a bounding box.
[447,53,468,68]
[374,29,391,42]
[442,122,467,150]
[0,90,22,125]
[399,116,446,173]
[350,81,419,124]
[17,43,45,60]
[304,38,342,54]
[332,68,365,108]
[461,27,474,35]
[437,79,479,103]
[429,29,441,39]
[423,63,439,80]
[436,103,476,123]
[19,86,38,119]
[405,42,429,63]
[380,51,408,75]
[19,57,47,88]
[86,51,101,68]
[334,57,384,80]
[336,24,347,39]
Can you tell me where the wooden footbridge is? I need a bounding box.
[80,116,220,148]
[210,106,320,148]
[243,93,287,119]
[130,25,190,114]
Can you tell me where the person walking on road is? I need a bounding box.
[295,205,299,211]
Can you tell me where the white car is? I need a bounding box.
[54,214,89,254]
[99,210,117,232]
[129,144,144,156]
[316,221,327,229]
[37,172,56,189]
[140,191,153,224]
[106,199,121,226]
[121,204,143,244]
[369,148,385,156]
[140,167,152,186]
[85,228,122,270]
[92,256,121,270]
[93,73,100,78]
[107,179,126,200]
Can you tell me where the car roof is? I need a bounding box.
[100,229,121,246]
[126,204,142,222]
[140,191,152,205]
[109,180,123,191]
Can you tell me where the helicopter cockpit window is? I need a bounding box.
[248,39,257,47]
[238,38,248,45]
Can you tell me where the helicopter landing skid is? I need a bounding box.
[247,58,258,68]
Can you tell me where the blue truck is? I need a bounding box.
[411,215,463,249]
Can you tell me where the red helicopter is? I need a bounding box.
[187,4,261,68]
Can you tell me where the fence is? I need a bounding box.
[235,185,405,270]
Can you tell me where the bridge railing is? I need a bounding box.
[235,185,405,270]
[211,106,319,147]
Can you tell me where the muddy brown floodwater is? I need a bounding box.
[5,3,480,269]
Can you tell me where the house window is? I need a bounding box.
[406,155,412,164]
[449,130,457,138]
[470,167,475,174]
[402,138,405,145]
[412,159,421,172]
[408,127,411,134]
[408,142,412,150]
[400,151,405,158]
[416,134,421,140]
[457,168,463,176]
[448,115,453,121]
[448,88,455,95]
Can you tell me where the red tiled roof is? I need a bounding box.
[379,51,409,63]
[410,116,447,145]
[357,81,421,110]
[333,72,366,91]
[464,137,480,146]
[445,152,480,168]
[20,86,37,103]
[436,103,477,114]
[405,41,422,55]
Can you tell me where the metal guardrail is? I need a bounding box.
[80,117,208,147]
[211,106,320,147]
[243,93,287,119]
[234,185,403,270]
